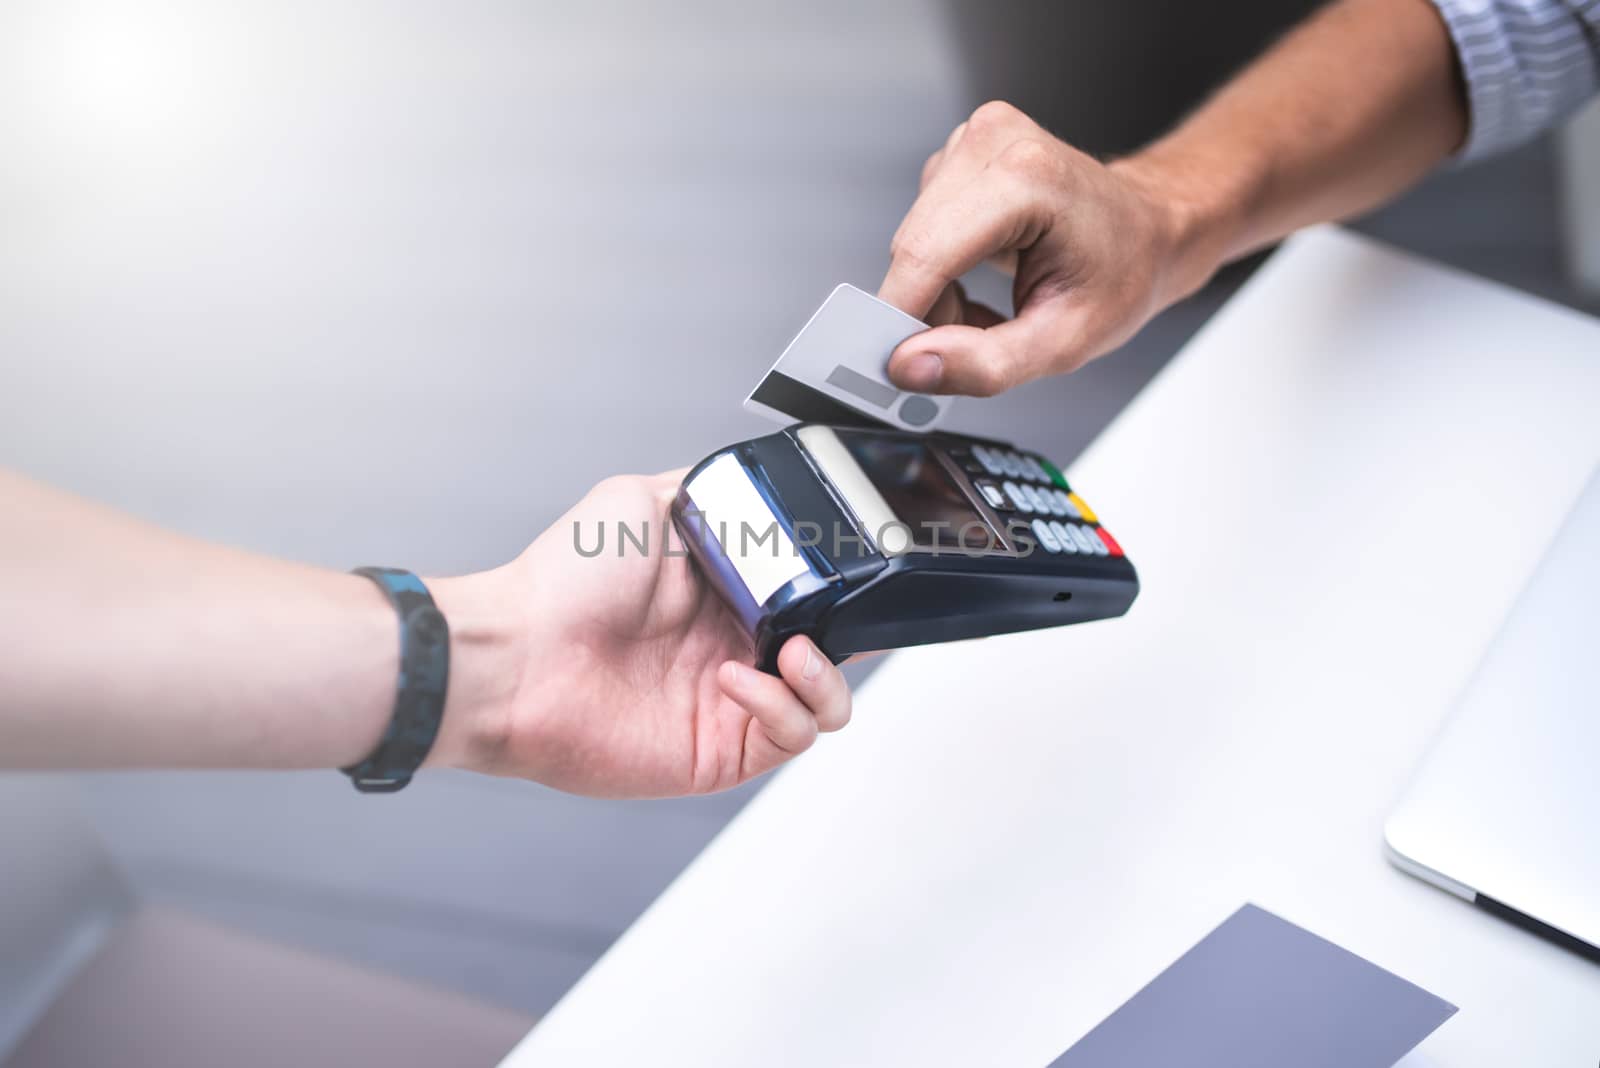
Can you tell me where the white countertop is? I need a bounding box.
[502,227,1600,1066]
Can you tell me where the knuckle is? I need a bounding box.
[888,231,935,273]
[968,99,1024,132]
[996,136,1053,177]
[966,358,1014,398]
[593,473,631,497]
[887,226,908,260]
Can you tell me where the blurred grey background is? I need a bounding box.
[0,0,1592,1039]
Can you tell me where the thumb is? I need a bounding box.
[887,304,1088,397]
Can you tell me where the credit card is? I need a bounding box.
[744,283,952,432]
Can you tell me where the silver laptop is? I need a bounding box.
[1385,466,1600,959]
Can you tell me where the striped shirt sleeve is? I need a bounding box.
[1430,0,1600,160]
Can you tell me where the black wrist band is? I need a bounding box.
[343,567,450,793]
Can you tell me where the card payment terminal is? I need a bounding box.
[671,424,1139,672]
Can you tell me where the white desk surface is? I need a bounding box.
[502,228,1600,1067]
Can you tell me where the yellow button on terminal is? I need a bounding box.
[1067,492,1098,524]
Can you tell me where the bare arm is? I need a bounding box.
[0,468,401,769]
[877,0,1467,396]
[1125,0,1466,297]
[0,468,852,797]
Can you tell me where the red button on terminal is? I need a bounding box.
[1095,527,1124,556]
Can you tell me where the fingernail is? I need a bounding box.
[896,352,943,391]
[721,661,749,688]
[802,644,823,681]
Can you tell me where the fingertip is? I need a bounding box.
[776,638,803,679]
[777,636,852,734]
[775,635,823,682]
[909,325,1016,397]
[888,348,944,393]
[888,325,995,396]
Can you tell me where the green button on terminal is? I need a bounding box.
[1038,457,1072,493]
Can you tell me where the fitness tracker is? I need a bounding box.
[342,567,450,793]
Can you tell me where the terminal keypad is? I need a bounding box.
[964,444,1123,558]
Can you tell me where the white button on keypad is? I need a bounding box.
[978,482,1007,509]
[1031,518,1063,553]
[998,451,1024,477]
[1024,485,1052,512]
[1048,520,1078,552]
[1080,524,1109,555]
[1002,481,1031,512]
[1021,456,1049,483]
[1056,491,1081,519]
[973,446,1004,476]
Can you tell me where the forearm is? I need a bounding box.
[1116,0,1467,303]
[0,469,512,771]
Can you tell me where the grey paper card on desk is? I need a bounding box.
[1048,904,1456,1068]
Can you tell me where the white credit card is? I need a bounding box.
[744,283,952,432]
